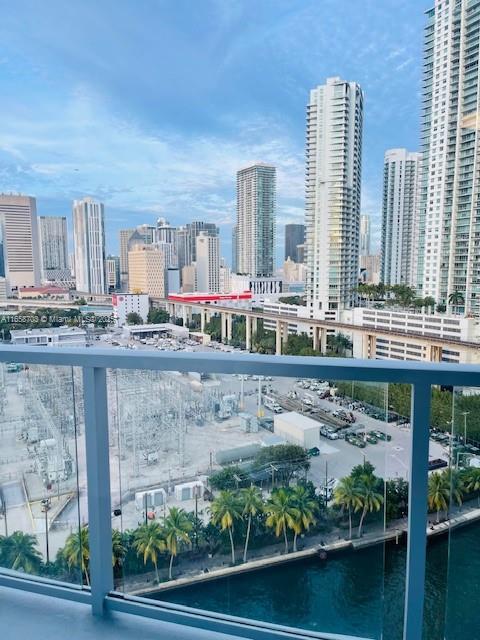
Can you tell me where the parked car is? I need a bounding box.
[428,458,448,471]
[307,447,320,457]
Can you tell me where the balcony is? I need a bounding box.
[1,345,480,640]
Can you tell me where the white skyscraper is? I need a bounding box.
[359,214,371,257]
[0,194,41,291]
[305,77,364,318]
[39,216,69,276]
[417,0,480,313]
[73,197,106,294]
[236,164,276,277]
[381,149,421,287]
[196,232,220,292]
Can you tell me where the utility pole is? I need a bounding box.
[41,498,51,563]
[324,460,328,507]
[462,412,470,444]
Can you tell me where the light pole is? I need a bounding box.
[462,412,470,445]
[41,498,51,564]
[0,500,7,536]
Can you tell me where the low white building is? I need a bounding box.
[274,412,319,448]
[230,274,283,303]
[112,293,150,327]
[121,322,189,340]
[10,326,87,347]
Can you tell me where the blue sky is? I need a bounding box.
[0,0,429,263]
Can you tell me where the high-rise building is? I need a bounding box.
[106,255,120,292]
[181,264,197,293]
[305,78,363,318]
[381,149,421,287]
[128,244,165,298]
[236,164,276,277]
[219,257,231,293]
[176,226,189,280]
[196,232,220,292]
[185,221,219,266]
[231,225,238,274]
[417,0,480,313]
[0,194,41,291]
[284,224,305,262]
[360,215,371,257]
[72,197,106,294]
[39,216,69,279]
[156,218,177,245]
[119,228,135,291]
[136,224,156,245]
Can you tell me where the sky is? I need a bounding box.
[0,0,430,264]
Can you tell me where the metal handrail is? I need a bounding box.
[0,344,473,640]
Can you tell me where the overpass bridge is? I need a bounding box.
[161,298,480,362]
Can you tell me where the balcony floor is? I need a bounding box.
[0,586,239,640]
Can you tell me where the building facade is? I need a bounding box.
[119,228,135,291]
[417,0,480,313]
[195,232,220,293]
[106,255,120,292]
[236,164,276,277]
[112,293,149,326]
[360,214,371,256]
[305,78,363,319]
[0,194,41,291]
[284,223,305,262]
[128,244,165,298]
[39,216,69,282]
[381,149,421,287]
[73,197,106,294]
[231,225,238,274]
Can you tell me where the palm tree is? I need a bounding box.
[209,490,242,565]
[3,531,41,574]
[423,296,436,314]
[240,486,264,563]
[112,528,126,569]
[265,489,299,554]
[290,485,318,552]
[163,507,192,580]
[357,475,384,538]
[444,469,464,511]
[133,522,166,583]
[465,468,480,506]
[428,472,450,523]
[333,476,363,540]
[448,290,464,311]
[62,526,90,585]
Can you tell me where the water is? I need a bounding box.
[151,524,480,639]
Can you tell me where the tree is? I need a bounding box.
[423,296,436,313]
[253,444,310,486]
[126,312,143,325]
[465,468,480,506]
[357,474,384,538]
[133,522,166,583]
[290,484,318,551]
[428,472,450,523]
[240,486,264,563]
[333,477,363,540]
[209,491,242,565]
[327,333,352,357]
[264,489,299,553]
[209,466,246,491]
[163,507,192,580]
[448,291,464,308]
[62,527,90,585]
[147,308,169,324]
[444,469,464,510]
[112,528,126,569]
[1,531,41,574]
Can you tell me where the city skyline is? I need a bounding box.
[0,1,429,260]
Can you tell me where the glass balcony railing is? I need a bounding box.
[0,345,480,640]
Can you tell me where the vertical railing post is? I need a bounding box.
[83,366,113,615]
[403,381,431,640]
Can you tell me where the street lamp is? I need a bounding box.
[461,411,470,445]
[41,498,51,564]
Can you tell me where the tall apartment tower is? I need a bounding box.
[0,194,41,291]
[231,225,238,273]
[305,78,364,318]
[72,197,106,294]
[39,216,69,275]
[196,232,220,292]
[284,224,305,262]
[185,221,219,266]
[381,149,421,287]
[359,215,371,256]
[119,228,135,290]
[236,163,276,277]
[417,0,480,313]
[156,218,177,244]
